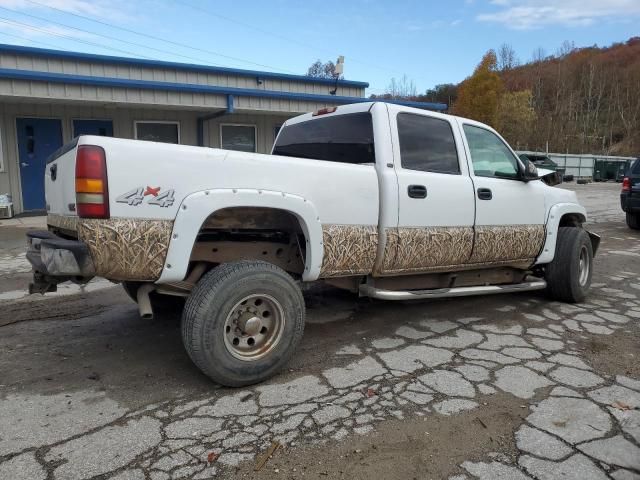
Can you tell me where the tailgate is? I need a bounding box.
[46,139,78,218]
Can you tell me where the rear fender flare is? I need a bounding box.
[535,203,587,265]
[157,189,323,283]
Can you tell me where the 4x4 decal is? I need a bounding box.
[116,187,175,207]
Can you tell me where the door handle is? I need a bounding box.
[21,162,29,167]
[477,188,492,200]
[50,164,58,181]
[408,185,427,199]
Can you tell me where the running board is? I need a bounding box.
[359,280,547,301]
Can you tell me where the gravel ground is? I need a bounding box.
[0,182,638,480]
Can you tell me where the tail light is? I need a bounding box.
[622,177,631,192]
[75,145,109,218]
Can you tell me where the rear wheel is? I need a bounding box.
[545,227,593,303]
[181,260,305,387]
[626,212,640,230]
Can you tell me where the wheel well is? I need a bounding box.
[558,213,585,228]
[188,207,307,277]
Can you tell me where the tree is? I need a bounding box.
[531,47,547,63]
[497,43,519,71]
[495,90,536,148]
[453,50,503,126]
[306,60,342,79]
[385,75,417,99]
[423,83,458,105]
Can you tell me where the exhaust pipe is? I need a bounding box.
[137,283,155,320]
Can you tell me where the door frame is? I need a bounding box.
[14,116,64,212]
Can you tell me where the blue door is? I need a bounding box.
[17,118,63,211]
[73,119,113,138]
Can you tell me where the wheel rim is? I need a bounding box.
[578,245,590,287]
[223,294,285,361]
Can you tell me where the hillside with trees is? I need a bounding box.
[373,38,640,156]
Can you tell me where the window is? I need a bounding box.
[397,113,459,174]
[272,112,375,165]
[220,124,256,152]
[134,121,179,144]
[463,124,520,179]
[632,159,640,175]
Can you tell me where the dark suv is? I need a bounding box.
[621,158,640,229]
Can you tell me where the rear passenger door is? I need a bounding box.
[383,111,476,274]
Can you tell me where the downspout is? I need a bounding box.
[197,94,235,147]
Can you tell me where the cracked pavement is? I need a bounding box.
[0,182,639,480]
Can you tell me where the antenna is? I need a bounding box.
[330,55,344,95]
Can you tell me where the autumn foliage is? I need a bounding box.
[455,38,640,155]
[453,50,503,126]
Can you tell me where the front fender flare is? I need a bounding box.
[157,189,324,283]
[535,203,587,265]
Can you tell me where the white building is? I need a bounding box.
[0,44,445,215]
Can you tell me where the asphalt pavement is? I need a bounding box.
[0,182,638,480]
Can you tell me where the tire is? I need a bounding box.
[181,260,305,387]
[545,227,593,303]
[121,281,185,312]
[626,212,640,230]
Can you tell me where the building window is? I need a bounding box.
[134,121,180,144]
[220,124,256,152]
[397,113,459,174]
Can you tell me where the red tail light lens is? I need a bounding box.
[622,177,631,192]
[75,145,109,218]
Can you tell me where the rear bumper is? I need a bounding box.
[26,230,95,277]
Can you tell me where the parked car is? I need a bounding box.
[518,153,567,182]
[26,102,599,386]
[621,158,640,229]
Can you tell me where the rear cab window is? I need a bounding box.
[397,113,460,174]
[272,112,375,165]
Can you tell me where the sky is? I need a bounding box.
[0,0,638,95]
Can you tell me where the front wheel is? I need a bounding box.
[544,227,593,303]
[181,260,305,387]
[626,212,640,230]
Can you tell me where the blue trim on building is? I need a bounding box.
[0,67,448,111]
[0,43,369,88]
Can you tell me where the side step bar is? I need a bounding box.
[359,280,547,301]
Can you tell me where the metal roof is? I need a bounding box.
[0,43,369,88]
[0,67,448,110]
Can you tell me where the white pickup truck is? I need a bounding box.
[27,102,599,386]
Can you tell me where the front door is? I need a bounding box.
[459,121,546,265]
[17,118,63,211]
[383,110,476,274]
[73,119,113,138]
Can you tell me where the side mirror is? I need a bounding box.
[521,159,539,182]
